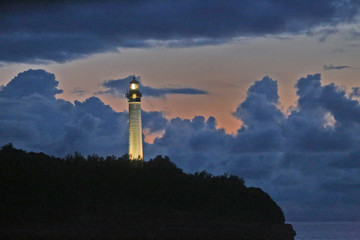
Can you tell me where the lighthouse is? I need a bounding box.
[126,77,143,160]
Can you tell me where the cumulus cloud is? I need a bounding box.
[149,73,360,221]
[142,110,168,133]
[350,87,360,99]
[1,69,360,221]
[231,76,284,153]
[146,116,232,173]
[1,0,360,63]
[0,69,166,156]
[233,76,284,126]
[96,75,207,98]
[0,69,63,99]
[323,64,354,70]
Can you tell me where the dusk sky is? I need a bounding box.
[1,0,360,222]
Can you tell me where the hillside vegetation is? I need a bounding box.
[0,143,292,239]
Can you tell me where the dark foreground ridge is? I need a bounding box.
[0,144,295,240]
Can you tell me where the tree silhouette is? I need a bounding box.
[0,143,291,239]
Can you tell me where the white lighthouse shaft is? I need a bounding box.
[128,102,143,160]
[126,78,143,160]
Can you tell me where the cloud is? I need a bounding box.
[1,0,360,63]
[147,116,232,173]
[349,30,360,40]
[142,110,168,133]
[1,69,360,221]
[149,73,360,221]
[96,75,207,98]
[307,27,339,42]
[0,69,166,156]
[233,76,284,125]
[350,87,360,98]
[330,151,360,169]
[72,87,87,96]
[231,76,285,153]
[0,69,63,99]
[323,64,354,70]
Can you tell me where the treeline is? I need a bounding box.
[0,143,285,226]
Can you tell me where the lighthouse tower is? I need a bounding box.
[126,77,143,160]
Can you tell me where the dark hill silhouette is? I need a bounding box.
[0,143,295,239]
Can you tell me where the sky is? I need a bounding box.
[1,0,360,222]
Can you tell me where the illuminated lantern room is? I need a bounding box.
[131,81,138,90]
[126,77,142,102]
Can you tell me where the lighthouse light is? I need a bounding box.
[131,83,136,90]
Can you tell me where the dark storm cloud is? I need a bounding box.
[1,0,360,63]
[1,69,360,221]
[323,64,354,70]
[96,76,207,98]
[330,151,360,169]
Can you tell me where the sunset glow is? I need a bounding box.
[1,0,360,223]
